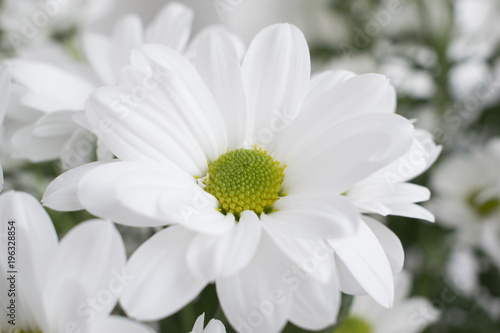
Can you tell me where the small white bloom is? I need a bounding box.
[0,190,153,333]
[333,270,440,333]
[428,138,500,268]
[44,24,427,332]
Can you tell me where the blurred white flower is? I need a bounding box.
[190,313,226,333]
[0,190,153,333]
[450,0,500,61]
[43,23,429,332]
[428,138,500,268]
[0,0,115,51]
[334,270,440,333]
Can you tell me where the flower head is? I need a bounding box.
[43,23,429,332]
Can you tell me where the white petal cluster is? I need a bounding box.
[0,190,153,333]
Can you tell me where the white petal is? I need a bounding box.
[264,193,360,239]
[242,24,310,148]
[82,32,115,85]
[276,73,396,156]
[59,128,98,170]
[88,315,156,333]
[43,220,126,322]
[32,110,78,137]
[121,226,208,321]
[86,44,227,174]
[262,224,335,284]
[11,124,69,162]
[195,30,248,149]
[191,313,206,333]
[0,66,11,124]
[282,113,414,195]
[363,216,404,275]
[304,70,355,108]
[111,15,144,81]
[203,319,227,333]
[288,270,341,330]
[43,160,114,211]
[187,211,261,281]
[0,191,58,331]
[145,2,193,52]
[78,161,234,234]
[7,60,95,111]
[216,233,293,333]
[358,129,442,185]
[330,220,394,307]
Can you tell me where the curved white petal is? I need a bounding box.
[348,183,434,221]
[187,211,261,281]
[362,216,404,275]
[330,220,394,308]
[275,73,396,159]
[78,161,234,234]
[195,30,248,149]
[33,110,78,137]
[121,226,208,321]
[242,24,310,149]
[43,220,126,323]
[86,44,227,174]
[7,60,95,112]
[0,191,58,331]
[11,124,70,162]
[111,15,144,81]
[304,70,356,108]
[262,224,335,284]
[145,2,193,52]
[82,32,115,85]
[88,315,156,333]
[264,193,360,239]
[216,233,293,333]
[288,270,341,330]
[60,128,98,170]
[43,160,114,211]
[358,129,442,185]
[281,113,414,195]
[203,319,227,333]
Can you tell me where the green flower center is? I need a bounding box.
[467,189,500,217]
[204,148,285,218]
[333,316,373,333]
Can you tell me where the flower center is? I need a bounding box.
[467,188,500,217]
[204,147,285,218]
[333,316,373,333]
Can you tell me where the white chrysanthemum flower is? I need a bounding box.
[4,2,239,169]
[44,24,429,332]
[0,190,153,333]
[333,270,440,333]
[190,313,226,333]
[428,138,500,268]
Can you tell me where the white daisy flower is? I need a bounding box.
[333,270,440,333]
[190,313,226,333]
[0,190,154,333]
[428,138,500,269]
[43,24,424,332]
